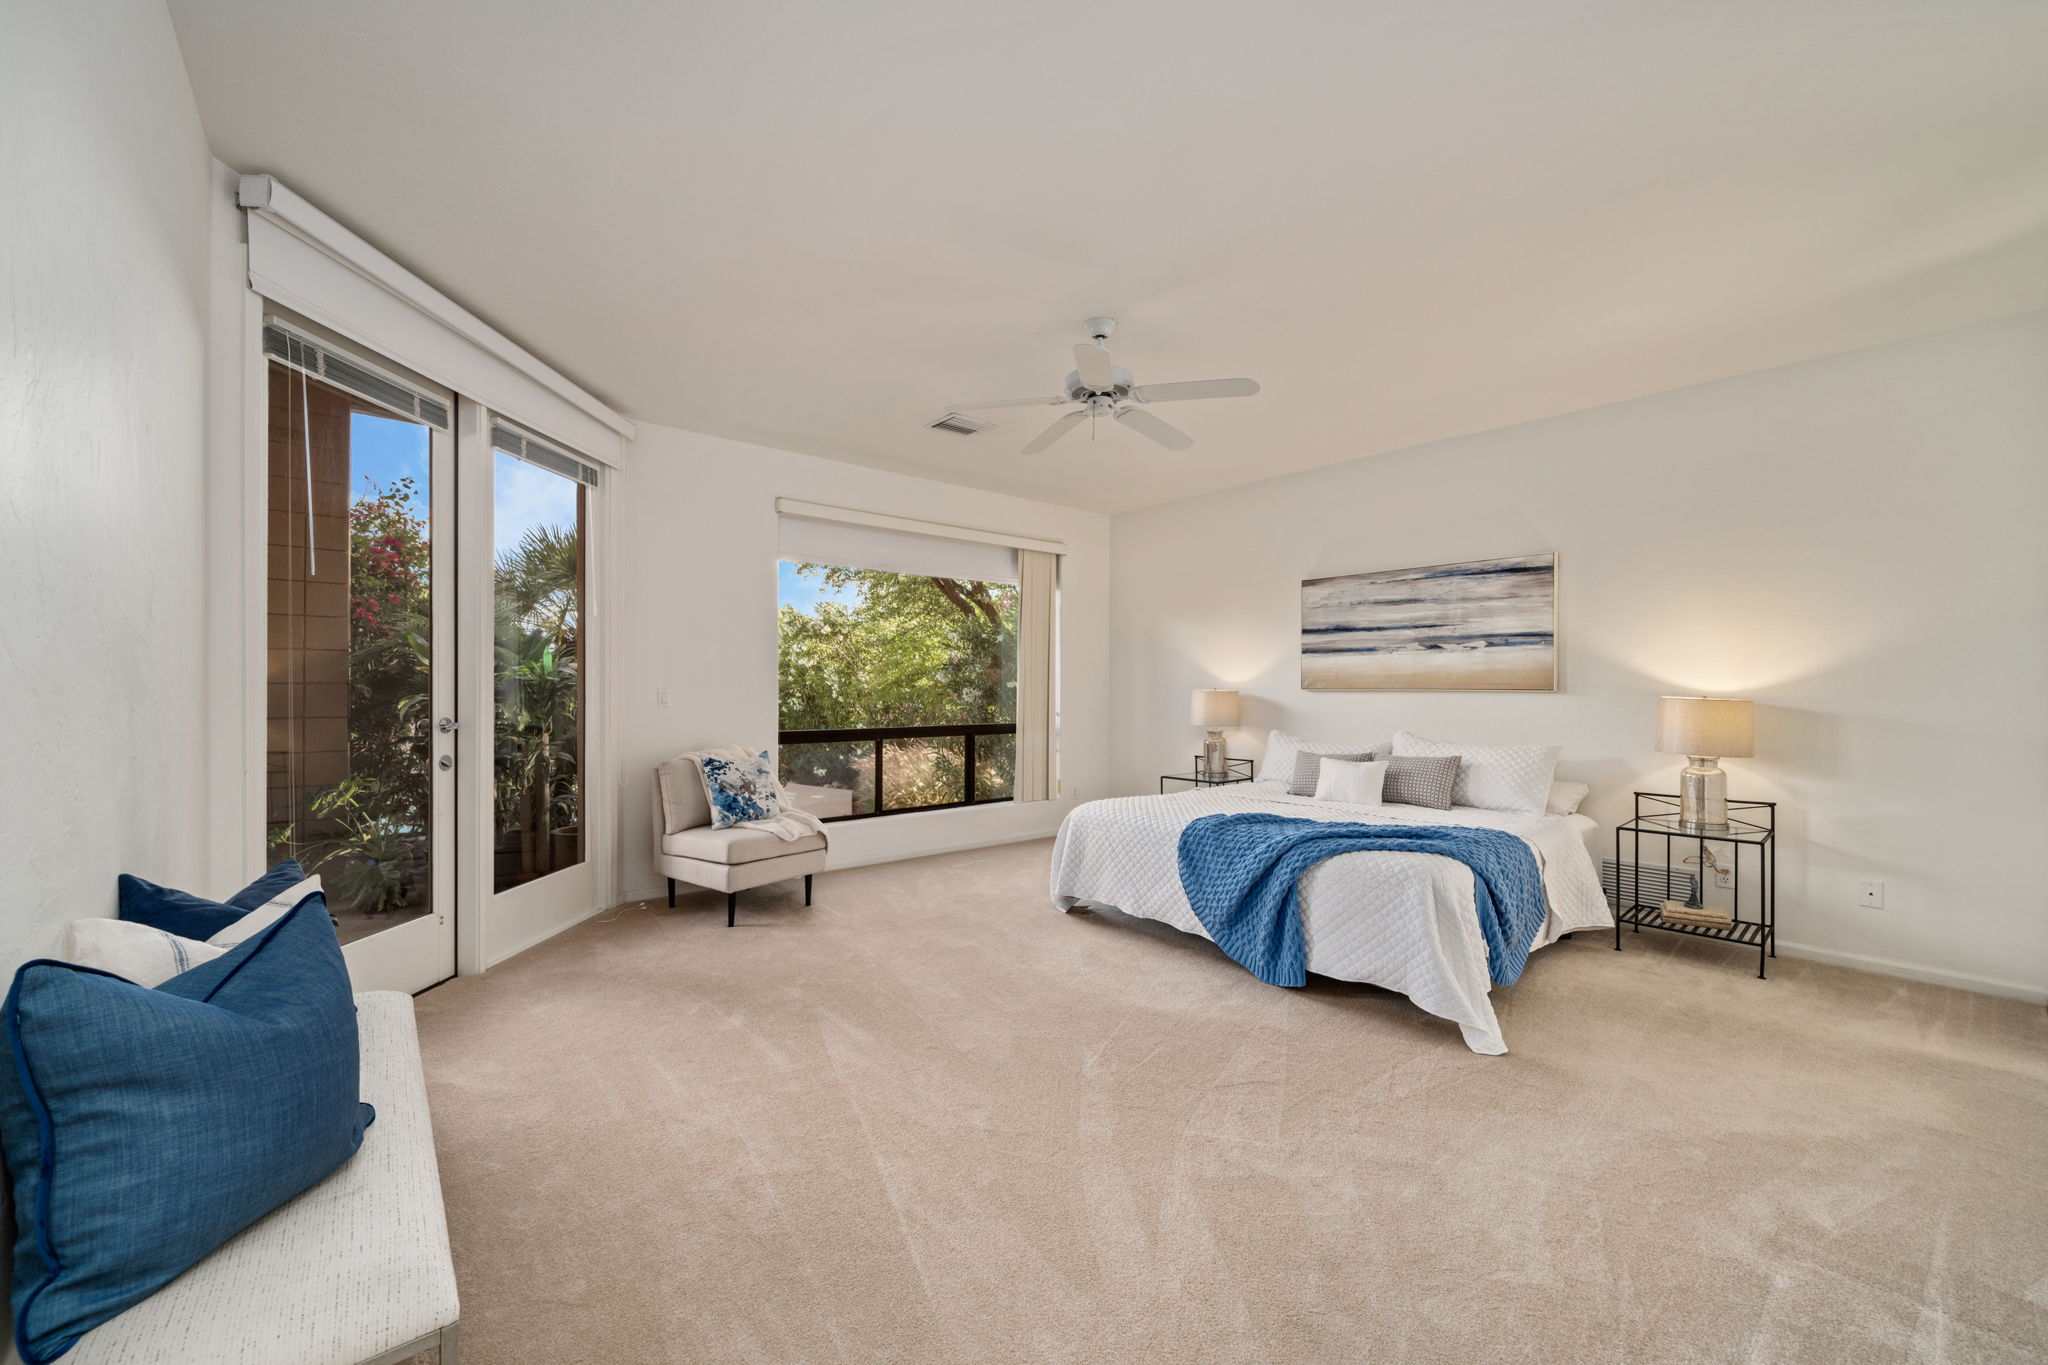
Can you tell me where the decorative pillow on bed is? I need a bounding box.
[1546,780,1591,816]
[1391,731,1560,815]
[1313,758,1387,805]
[698,750,783,828]
[1379,755,1461,810]
[1288,747,1386,797]
[1260,731,1388,787]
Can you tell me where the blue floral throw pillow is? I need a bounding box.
[699,751,782,828]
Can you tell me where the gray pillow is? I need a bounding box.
[1288,747,1386,797]
[1381,755,1461,810]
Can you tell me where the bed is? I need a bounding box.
[1048,781,1610,1054]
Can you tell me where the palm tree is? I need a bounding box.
[494,524,582,883]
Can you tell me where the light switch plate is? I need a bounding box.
[656,687,672,708]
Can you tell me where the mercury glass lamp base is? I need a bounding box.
[1200,731,1228,778]
[1677,758,1729,832]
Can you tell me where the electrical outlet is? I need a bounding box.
[655,687,672,709]
[1857,880,1885,909]
[1714,866,1733,890]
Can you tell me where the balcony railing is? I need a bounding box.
[777,723,1017,822]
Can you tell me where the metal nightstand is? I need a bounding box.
[1159,758,1254,793]
[1613,792,1776,978]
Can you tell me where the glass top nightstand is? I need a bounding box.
[1613,792,1776,977]
[1159,758,1254,793]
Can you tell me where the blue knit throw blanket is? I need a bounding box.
[1175,813,1550,989]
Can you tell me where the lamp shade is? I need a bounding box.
[1190,689,1240,728]
[1656,697,1754,758]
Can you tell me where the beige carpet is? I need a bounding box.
[412,839,2048,1364]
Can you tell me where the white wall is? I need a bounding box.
[0,0,217,974]
[1109,310,2048,1001]
[616,423,1111,901]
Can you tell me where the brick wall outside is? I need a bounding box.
[267,365,352,831]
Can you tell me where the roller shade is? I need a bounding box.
[264,321,451,429]
[239,175,631,464]
[493,421,601,486]
[778,514,1018,584]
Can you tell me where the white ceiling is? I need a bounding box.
[169,0,2048,514]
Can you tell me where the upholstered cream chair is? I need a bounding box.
[653,753,828,925]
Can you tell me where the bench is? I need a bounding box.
[5,992,460,1365]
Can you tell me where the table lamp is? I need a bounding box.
[1656,696,1754,831]
[1190,689,1240,778]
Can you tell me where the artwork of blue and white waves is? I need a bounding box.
[1301,554,1556,691]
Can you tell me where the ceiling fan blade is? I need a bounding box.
[1021,408,1089,455]
[945,396,1067,412]
[1073,342,1115,392]
[1128,377,1261,404]
[1114,406,1193,451]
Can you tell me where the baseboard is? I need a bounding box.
[1773,939,2047,1005]
[483,899,616,970]
[618,828,1058,908]
[820,827,1058,872]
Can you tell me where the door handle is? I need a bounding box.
[438,718,459,733]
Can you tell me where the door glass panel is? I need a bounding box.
[492,447,585,892]
[266,365,434,945]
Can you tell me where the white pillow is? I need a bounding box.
[208,875,324,949]
[1259,730,1389,785]
[64,919,228,988]
[1546,781,1591,816]
[1314,758,1388,805]
[62,874,324,986]
[1390,731,1560,814]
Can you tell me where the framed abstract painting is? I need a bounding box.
[1301,553,1557,691]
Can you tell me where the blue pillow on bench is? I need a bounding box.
[0,897,373,1364]
[117,859,308,940]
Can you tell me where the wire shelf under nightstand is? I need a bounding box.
[1613,792,1776,978]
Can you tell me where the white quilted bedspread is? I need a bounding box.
[1049,783,1611,1055]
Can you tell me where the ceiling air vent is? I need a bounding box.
[927,414,992,436]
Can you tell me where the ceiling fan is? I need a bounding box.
[944,318,1260,455]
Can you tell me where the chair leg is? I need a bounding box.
[727,891,736,927]
[804,873,813,906]
[666,878,675,908]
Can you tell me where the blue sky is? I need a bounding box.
[351,413,863,592]
[349,411,579,560]
[778,561,856,613]
[350,412,429,517]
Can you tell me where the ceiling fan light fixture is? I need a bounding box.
[944,319,1260,455]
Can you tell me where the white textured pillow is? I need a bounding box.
[1390,731,1560,814]
[1314,758,1388,806]
[64,919,227,988]
[1546,781,1591,816]
[208,875,324,948]
[1259,730,1389,785]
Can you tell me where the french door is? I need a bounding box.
[455,404,601,971]
[264,320,457,992]
[263,318,604,992]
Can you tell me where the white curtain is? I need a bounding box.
[1014,549,1059,803]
